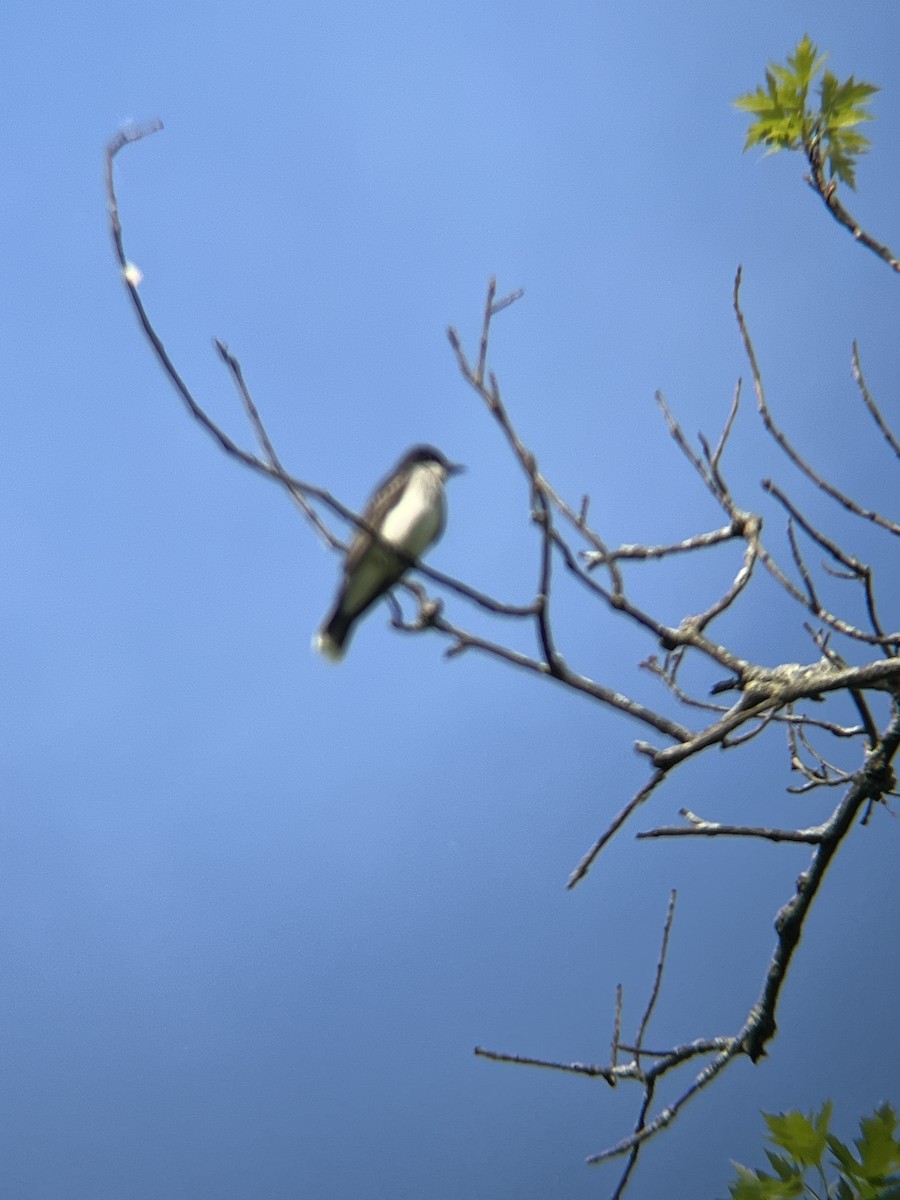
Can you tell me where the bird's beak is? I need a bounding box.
[447,461,466,477]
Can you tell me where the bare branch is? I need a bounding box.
[764,479,891,648]
[852,340,900,459]
[742,708,900,1061]
[106,137,563,632]
[652,658,900,772]
[567,772,666,890]
[709,378,742,477]
[634,891,677,1060]
[637,810,826,844]
[733,267,900,536]
[754,537,899,648]
[474,1046,616,1083]
[610,984,624,1075]
[107,123,279,478]
[427,610,692,742]
[214,339,338,548]
[584,524,738,567]
[610,1089,653,1200]
[655,390,716,498]
[533,490,565,676]
[641,656,730,714]
[803,139,900,274]
[585,1044,741,1166]
[787,517,822,611]
[682,526,760,635]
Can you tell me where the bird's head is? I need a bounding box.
[402,445,465,480]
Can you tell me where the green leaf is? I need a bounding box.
[855,1104,900,1182]
[734,36,878,185]
[787,33,828,91]
[728,1162,805,1200]
[765,1105,831,1169]
[830,75,879,112]
[819,69,839,118]
[735,1106,900,1200]
[827,142,859,190]
[728,1163,770,1200]
[766,1149,802,1182]
[828,1133,861,1176]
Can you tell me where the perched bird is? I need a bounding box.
[314,445,464,661]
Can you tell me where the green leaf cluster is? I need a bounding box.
[734,34,878,189]
[727,1102,900,1200]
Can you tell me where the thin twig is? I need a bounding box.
[764,480,892,648]
[610,984,624,1074]
[430,612,692,742]
[584,524,738,567]
[473,1046,615,1083]
[637,811,826,843]
[852,340,900,459]
[567,772,666,889]
[585,1045,741,1165]
[634,891,677,1061]
[733,267,900,536]
[214,339,337,546]
[709,379,742,477]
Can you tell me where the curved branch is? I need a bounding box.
[803,139,900,274]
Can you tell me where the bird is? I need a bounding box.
[314,445,464,662]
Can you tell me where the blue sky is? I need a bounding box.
[2,2,899,1197]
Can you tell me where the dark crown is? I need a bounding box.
[400,445,463,474]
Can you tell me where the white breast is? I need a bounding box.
[380,464,445,557]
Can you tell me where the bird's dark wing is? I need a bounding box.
[343,464,409,575]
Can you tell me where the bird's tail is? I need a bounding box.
[313,609,352,663]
